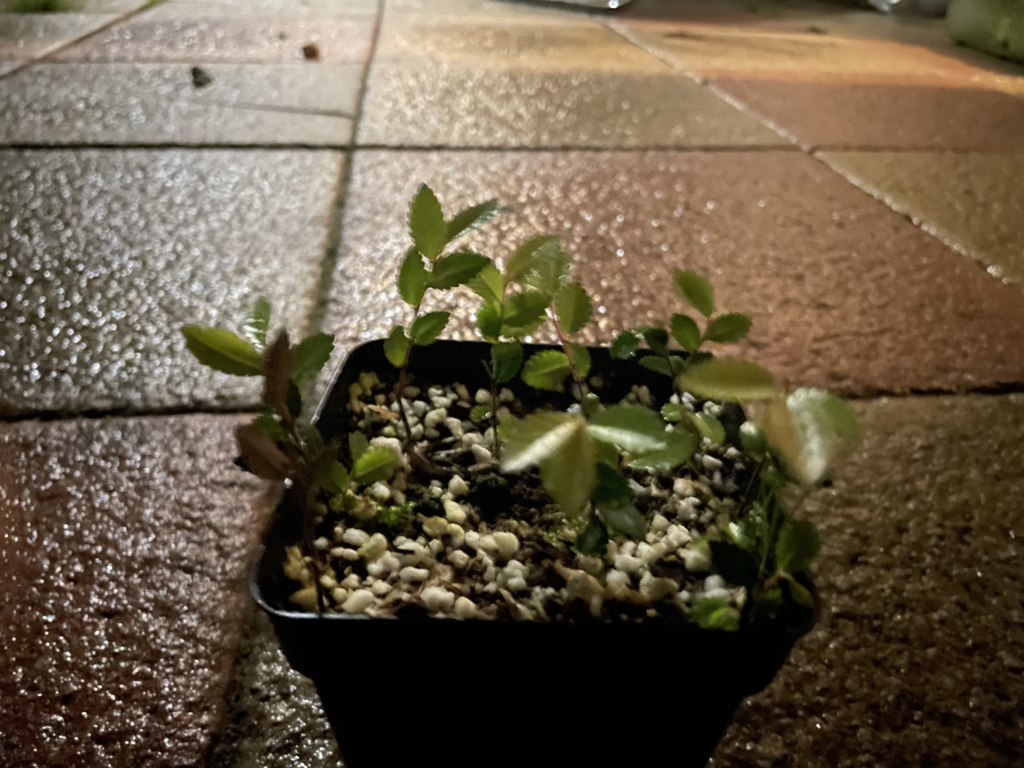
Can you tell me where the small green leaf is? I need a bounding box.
[291,333,335,389]
[430,250,490,290]
[327,461,350,493]
[251,414,286,441]
[661,403,685,422]
[610,330,642,360]
[567,343,591,381]
[593,437,620,467]
[496,413,520,442]
[591,463,632,506]
[641,326,670,356]
[468,264,504,304]
[353,446,398,485]
[775,519,821,574]
[638,355,686,377]
[705,313,752,344]
[576,516,609,556]
[408,184,447,260]
[409,311,450,345]
[709,541,759,586]
[505,235,561,283]
[586,405,667,454]
[446,199,498,242]
[470,404,491,422]
[501,291,550,338]
[670,314,702,351]
[182,326,264,376]
[680,358,780,403]
[398,247,430,306]
[476,299,502,342]
[554,282,592,335]
[781,574,816,610]
[691,597,740,631]
[521,350,571,391]
[520,247,570,297]
[501,412,579,473]
[600,501,646,540]
[539,422,596,518]
[739,421,767,454]
[491,341,523,383]
[674,270,715,317]
[384,326,410,368]
[242,296,272,349]
[691,411,726,444]
[349,432,369,461]
[628,430,699,472]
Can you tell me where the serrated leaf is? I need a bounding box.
[182,326,263,376]
[292,333,335,389]
[591,463,632,506]
[327,461,350,493]
[501,412,580,473]
[576,516,608,556]
[661,403,685,423]
[539,421,596,518]
[521,350,571,391]
[501,291,550,338]
[446,198,498,242]
[691,597,740,631]
[567,343,591,381]
[600,501,646,540]
[235,424,291,480]
[398,247,429,306]
[384,326,410,368]
[430,250,490,290]
[470,404,491,422]
[674,270,715,317]
[610,330,642,360]
[243,296,271,349]
[353,446,398,485]
[409,311,450,345]
[505,235,561,283]
[554,282,592,335]
[775,519,821,574]
[628,430,699,472]
[408,184,447,260]
[520,244,570,296]
[709,541,759,586]
[641,326,670,356]
[468,263,504,304]
[251,414,286,441]
[476,299,502,342]
[491,341,523,383]
[681,358,780,403]
[638,355,686,377]
[586,405,667,454]
[691,411,726,444]
[349,432,369,461]
[670,313,702,351]
[705,313,752,344]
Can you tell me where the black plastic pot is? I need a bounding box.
[252,340,804,768]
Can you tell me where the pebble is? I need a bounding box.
[444,417,464,439]
[340,573,361,590]
[446,523,465,548]
[421,516,448,539]
[358,532,388,561]
[455,384,470,401]
[475,389,491,404]
[471,444,493,464]
[702,455,724,471]
[640,572,678,602]
[400,566,430,582]
[454,596,478,618]
[464,530,481,551]
[370,436,404,462]
[492,532,519,560]
[499,388,515,403]
[403,385,420,398]
[606,569,630,592]
[412,400,428,417]
[330,546,357,561]
[650,514,670,533]
[462,432,484,447]
[613,554,643,574]
[704,575,726,591]
[448,475,469,498]
[371,581,392,597]
[341,528,370,547]
[424,408,447,429]
[704,587,732,602]
[673,477,696,497]
[421,586,456,613]
[425,428,441,439]
[409,424,424,440]
[506,576,528,592]
[369,482,391,502]
[665,525,692,549]
[314,536,331,551]
[681,548,712,572]
[331,587,348,605]
[341,589,375,613]
[448,550,470,569]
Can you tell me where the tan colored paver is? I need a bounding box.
[0,414,269,768]
[820,151,1024,287]
[0,12,118,69]
[326,149,1024,396]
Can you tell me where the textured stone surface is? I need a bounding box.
[208,609,340,768]
[0,414,270,767]
[0,149,341,416]
[0,12,117,65]
[0,63,360,145]
[820,151,1024,287]
[717,394,1024,767]
[325,150,1024,396]
[713,79,1024,151]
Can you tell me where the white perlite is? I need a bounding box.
[341,528,370,547]
[400,566,430,582]
[341,589,375,613]
[421,586,456,613]
[444,499,467,525]
[447,475,469,498]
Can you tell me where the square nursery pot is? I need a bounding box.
[251,339,807,768]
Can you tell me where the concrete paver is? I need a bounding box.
[0,12,118,73]
[820,151,1024,287]
[326,149,1024,396]
[0,149,341,416]
[0,414,268,768]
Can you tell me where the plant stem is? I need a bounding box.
[394,304,422,445]
[550,314,585,400]
[488,364,501,461]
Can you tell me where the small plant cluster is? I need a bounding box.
[183,184,858,631]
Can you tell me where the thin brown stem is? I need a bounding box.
[550,314,585,400]
[394,303,422,445]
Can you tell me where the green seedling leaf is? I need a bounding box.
[291,333,334,389]
[501,291,550,338]
[567,343,591,381]
[691,597,740,631]
[521,350,571,391]
[446,199,498,242]
[680,358,780,403]
[691,411,726,444]
[182,326,264,376]
[430,250,491,290]
[661,403,685,422]
[709,541,759,587]
[242,296,272,349]
[409,311,450,346]
[628,430,699,472]
[327,461,350,494]
[468,263,504,304]
[235,424,291,480]
[505,235,561,284]
[408,183,447,260]
[781,574,816,610]
[775,519,821,575]
[641,326,670,356]
[670,313,702,351]
[398,247,430,306]
[502,412,580,473]
[705,313,752,344]
[349,432,369,461]
[610,329,642,360]
[591,463,632,506]
[251,414,286,441]
[520,247,570,297]
[638,355,686,377]
[586,405,667,454]
[554,282,592,334]
[739,421,767,455]
[384,326,410,368]
[674,270,715,317]
[476,299,502,342]
[496,413,520,442]
[576,516,609,557]
[353,446,398,485]
[491,341,523,383]
[539,421,596,518]
[593,438,620,467]
[600,501,646,540]
[470,404,491,422]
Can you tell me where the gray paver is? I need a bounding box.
[0,12,117,64]
[0,148,341,416]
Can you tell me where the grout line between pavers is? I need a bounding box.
[0,142,803,152]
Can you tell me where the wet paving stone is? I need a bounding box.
[820,151,1024,288]
[0,62,360,146]
[0,149,341,416]
[712,79,1024,151]
[0,414,270,768]
[325,149,1024,396]
[0,12,118,69]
